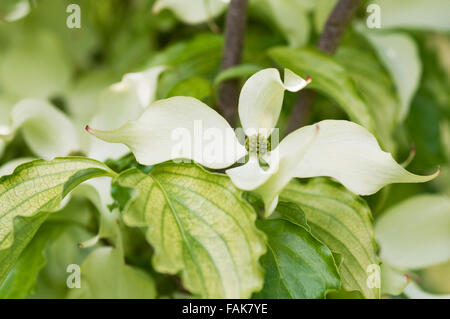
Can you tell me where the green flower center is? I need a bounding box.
[245,135,270,156]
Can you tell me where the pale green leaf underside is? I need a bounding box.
[68,247,156,299]
[268,47,375,132]
[255,219,340,299]
[115,163,266,298]
[0,157,115,251]
[280,178,380,299]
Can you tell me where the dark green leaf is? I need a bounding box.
[280,178,380,299]
[255,219,340,298]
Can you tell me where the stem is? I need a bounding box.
[318,0,361,55]
[286,0,361,134]
[217,0,249,126]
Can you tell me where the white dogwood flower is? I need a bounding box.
[87,68,439,214]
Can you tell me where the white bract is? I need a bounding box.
[86,66,166,161]
[87,68,439,215]
[153,0,230,24]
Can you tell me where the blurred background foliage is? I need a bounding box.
[0,0,448,298]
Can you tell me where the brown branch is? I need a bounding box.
[217,0,249,126]
[286,0,361,134]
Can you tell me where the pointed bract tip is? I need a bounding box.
[77,242,84,249]
[306,75,312,83]
[437,165,441,173]
[411,145,416,154]
[85,125,91,133]
[152,3,162,14]
[315,123,320,131]
[405,274,411,282]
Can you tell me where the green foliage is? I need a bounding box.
[335,46,399,151]
[280,179,380,299]
[0,212,49,286]
[0,221,65,298]
[213,64,264,87]
[360,29,422,121]
[255,219,340,298]
[269,47,375,132]
[0,0,448,300]
[68,246,156,299]
[148,33,223,98]
[0,157,115,251]
[112,163,266,298]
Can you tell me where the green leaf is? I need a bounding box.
[33,215,97,298]
[336,46,399,151]
[254,0,310,48]
[0,212,49,285]
[167,77,212,101]
[113,163,266,298]
[68,246,156,299]
[406,94,448,168]
[280,178,380,299]
[255,219,340,298]
[213,64,263,87]
[370,0,450,32]
[359,29,421,121]
[0,157,115,251]
[146,34,223,98]
[314,0,338,33]
[273,201,310,231]
[0,221,65,298]
[375,194,450,270]
[269,47,375,132]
